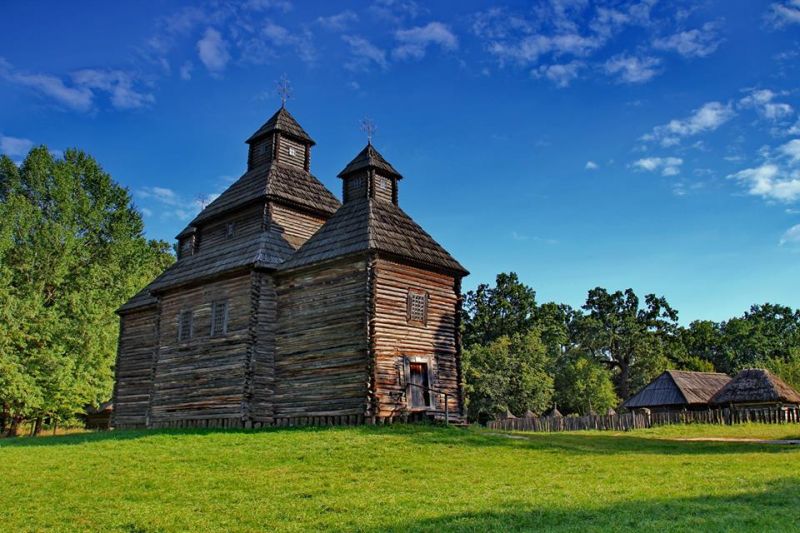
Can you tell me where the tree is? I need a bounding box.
[554,350,618,415]
[463,329,553,423]
[573,288,678,400]
[462,272,537,347]
[0,147,173,434]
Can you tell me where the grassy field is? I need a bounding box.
[2,423,799,532]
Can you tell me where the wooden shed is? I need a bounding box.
[622,370,732,412]
[711,368,800,408]
[113,106,468,429]
[84,401,113,430]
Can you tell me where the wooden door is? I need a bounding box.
[409,362,430,408]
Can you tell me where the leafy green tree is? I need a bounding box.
[463,329,553,423]
[0,147,173,434]
[554,350,618,415]
[462,272,537,347]
[573,288,678,400]
[763,348,800,391]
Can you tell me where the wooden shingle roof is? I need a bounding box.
[117,285,158,313]
[338,144,403,179]
[188,162,340,227]
[711,368,800,405]
[278,197,468,275]
[246,107,314,145]
[622,370,731,409]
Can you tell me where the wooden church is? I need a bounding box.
[113,106,468,429]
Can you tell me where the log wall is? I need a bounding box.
[371,259,463,422]
[278,136,307,169]
[149,274,252,425]
[373,172,394,204]
[248,135,274,170]
[248,272,277,424]
[269,202,326,250]
[274,258,369,421]
[199,204,263,251]
[114,308,159,428]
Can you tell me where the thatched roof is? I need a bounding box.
[523,409,536,418]
[622,370,731,409]
[606,408,617,416]
[711,368,800,405]
[543,406,563,417]
[338,144,403,179]
[246,106,315,145]
[278,197,468,275]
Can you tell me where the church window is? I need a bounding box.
[288,146,297,157]
[178,310,193,341]
[226,223,236,239]
[407,289,428,325]
[211,300,228,337]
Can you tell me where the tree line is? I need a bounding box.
[0,147,173,435]
[461,273,800,423]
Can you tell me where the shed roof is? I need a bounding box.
[622,370,731,409]
[277,197,467,275]
[711,368,800,405]
[186,162,340,229]
[246,106,314,145]
[337,144,403,179]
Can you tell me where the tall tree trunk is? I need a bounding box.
[0,402,8,434]
[8,416,21,437]
[618,363,630,400]
[33,417,43,436]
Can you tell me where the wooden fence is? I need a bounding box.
[487,406,800,433]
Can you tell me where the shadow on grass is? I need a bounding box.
[1,423,798,457]
[366,478,800,532]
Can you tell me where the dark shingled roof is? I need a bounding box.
[711,368,800,405]
[246,107,314,145]
[189,162,340,226]
[623,370,732,409]
[117,285,158,314]
[147,232,295,293]
[278,197,467,275]
[338,144,403,179]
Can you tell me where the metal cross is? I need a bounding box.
[360,117,376,145]
[276,74,292,107]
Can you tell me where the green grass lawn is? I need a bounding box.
[2,423,799,532]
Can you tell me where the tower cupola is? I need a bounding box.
[245,106,314,171]
[337,143,403,204]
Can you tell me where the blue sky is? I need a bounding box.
[2,0,800,323]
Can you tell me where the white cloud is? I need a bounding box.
[533,60,584,87]
[652,23,721,58]
[728,163,800,202]
[179,61,193,80]
[643,101,735,146]
[780,138,800,162]
[585,160,599,170]
[370,0,424,23]
[342,35,388,70]
[0,135,34,157]
[739,89,794,121]
[242,0,292,12]
[140,207,153,218]
[603,53,661,83]
[197,28,231,74]
[393,22,457,60]
[71,69,155,109]
[633,156,683,176]
[780,224,800,245]
[261,21,315,63]
[768,1,800,26]
[1,57,92,111]
[136,186,221,221]
[316,11,358,31]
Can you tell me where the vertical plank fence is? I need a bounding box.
[487,406,800,433]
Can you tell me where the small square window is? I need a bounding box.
[407,290,428,325]
[211,300,228,337]
[288,146,297,157]
[378,176,389,190]
[178,310,193,341]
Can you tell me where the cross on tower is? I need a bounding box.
[276,74,292,107]
[360,117,376,145]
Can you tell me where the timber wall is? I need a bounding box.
[148,274,251,426]
[269,202,326,250]
[114,308,159,428]
[274,258,369,422]
[371,258,463,422]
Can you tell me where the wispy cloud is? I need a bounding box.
[585,160,599,170]
[632,156,684,176]
[393,22,457,61]
[643,101,735,147]
[136,186,221,221]
[261,21,315,63]
[197,28,231,75]
[767,0,800,26]
[316,10,358,31]
[342,35,388,71]
[0,135,34,157]
[652,23,722,58]
[71,69,155,109]
[533,60,584,87]
[739,88,794,121]
[604,53,661,84]
[780,223,800,245]
[728,139,800,203]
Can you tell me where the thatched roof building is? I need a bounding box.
[711,368,800,407]
[622,370,731,411]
